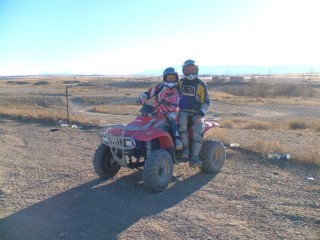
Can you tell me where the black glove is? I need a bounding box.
[198,110,205,117]
[151,111,158,117]
[159,99,170,107]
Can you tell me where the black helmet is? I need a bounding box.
[163,67,179,88]
[182,59,199,80]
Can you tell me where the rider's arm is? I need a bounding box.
[140,84,162,104]
[146,83,162,99]
[197,80,210,116]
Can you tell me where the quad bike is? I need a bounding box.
[93,104,226,192]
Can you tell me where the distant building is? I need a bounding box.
[212,76,226,82]
[229,76,244,82]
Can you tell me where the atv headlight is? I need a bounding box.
[101,135,109,143]
[124,139,133,147]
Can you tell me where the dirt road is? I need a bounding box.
[0,117,319,240]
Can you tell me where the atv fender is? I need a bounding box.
[134,127,174,149]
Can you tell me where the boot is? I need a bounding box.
[179,131,189,159]
[175,139,183,151]
[189,140,202,168]
[181,147,189,159]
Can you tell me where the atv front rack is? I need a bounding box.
[100,124,146,167]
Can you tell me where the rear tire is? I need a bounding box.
[93,143,121,178]
[200,139,226,173]
[143,149,173,192]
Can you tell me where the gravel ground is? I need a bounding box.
[0,117,319,240]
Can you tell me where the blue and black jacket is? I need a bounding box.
[177,77,210,116]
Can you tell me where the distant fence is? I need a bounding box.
[208,100,319,163]
[1,76,318,164]
[62,80,319,164]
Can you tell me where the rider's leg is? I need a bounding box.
[178,111,189,158]
[190,115,205,167]
[167,112,182,151]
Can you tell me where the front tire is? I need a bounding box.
[200,139,226,173]
[143,149,173,192]
[93,143,121,178]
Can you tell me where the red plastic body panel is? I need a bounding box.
[103,115,219,149]
[104,114,174,148]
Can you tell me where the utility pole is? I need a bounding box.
[66,85,69,124]
[65,83,77,125]
[268,69,272,81]
[310,69,314,80]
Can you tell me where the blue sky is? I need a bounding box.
[1,0,320,75]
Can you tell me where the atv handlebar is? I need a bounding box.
[139,104,156,116]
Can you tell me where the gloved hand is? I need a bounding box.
[151,111,158,117]
[139,93,148,104]
[160,100,170,107]
[197,110,206,117]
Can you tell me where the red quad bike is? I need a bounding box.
[93,104,226,192]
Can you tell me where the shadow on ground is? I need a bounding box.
[0,171,217,240]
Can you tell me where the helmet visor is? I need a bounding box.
[184,65,197,75]
[166,74,177,82]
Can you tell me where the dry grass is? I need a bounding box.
[220,119,274,130]
[252,139,288,154]
[287,119,320,131]
[220,119,273,130]
[204,128,230,144]
[242,120,273,130]
[0,105,113,125]
[91,105,140,115]
[205,127,319,165]
[219,118,320,132]
[206,128,287,154]
[33,80,49,85]
[287,120,308,130]
[0,105,66,121]
[1,75,319,166]
[221,82,319,98]
[216,95,320,107]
